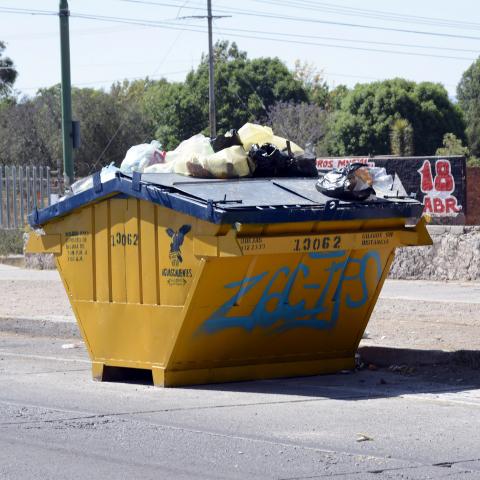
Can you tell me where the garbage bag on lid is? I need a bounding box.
[316,163,376,201]
[287,153,318,177]
[248,143,291,177]
[238,123,274,150]
[120,140,164,174]
[201,145,250,178]
[165,134,214,176]
[271,135,304,155]
[176,145,250,179]
[211,129,243,152]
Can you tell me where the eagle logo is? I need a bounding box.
[166,225,191,265]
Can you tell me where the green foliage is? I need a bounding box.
[0,85,153,177]
[457,57,480,157]
[146,41,308,149]
[467,156,480,167]
[0,41,17,97]
[435,132,469,156]
[0,229,23,256]
[326,84,349,112]
[390,118,414,156]
[327,78,465,156]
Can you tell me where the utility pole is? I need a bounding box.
[179,2,230,138]
[207,0,216,138]
[59,0,74,189]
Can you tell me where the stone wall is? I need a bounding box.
[389,225,480,281]
[23,232,56,270]
[466,167,480,225]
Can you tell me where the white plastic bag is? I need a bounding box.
[120,140,164,174]
[369,167,394,196]
[70,163,120,195]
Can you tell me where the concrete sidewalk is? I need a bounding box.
[1,263,479,368]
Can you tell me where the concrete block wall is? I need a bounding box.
[389,225,480,281]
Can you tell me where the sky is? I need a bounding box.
[1,0,480,99]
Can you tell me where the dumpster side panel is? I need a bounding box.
[166,245,396,376]
[139,201,160,305]
[94,202,111,302]
[156,206,222,306]
[54,207,94,302]
[74,301,183,367]
[110,199,127,303]
[125,198,142,304]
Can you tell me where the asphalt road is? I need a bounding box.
[1,332,480,479]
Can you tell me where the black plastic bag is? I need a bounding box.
[210,129,243,152]
[286,153,318,177]
[248,143,290,177]
[316,163,375,201]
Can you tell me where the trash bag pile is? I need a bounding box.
[316,163,394,201]
[119,123,318,179]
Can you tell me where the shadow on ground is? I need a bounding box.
[100,347,480,401]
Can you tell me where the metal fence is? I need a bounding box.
[0,165,52,229]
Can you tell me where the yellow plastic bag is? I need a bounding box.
[238,123,304,154]
[203,145,251,178]
[271,135,304,155]
[238,123,274,150]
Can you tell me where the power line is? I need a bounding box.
[119,0,480,41]
[0,6,56,16]
[67,13,476,61]
[251,0,480,31]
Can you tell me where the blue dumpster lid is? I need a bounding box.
[29,171,424,227]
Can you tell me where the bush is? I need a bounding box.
[0,229,23,255]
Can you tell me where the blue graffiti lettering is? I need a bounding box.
[198,250,382,334]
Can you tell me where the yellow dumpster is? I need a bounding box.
[27,171,431,387]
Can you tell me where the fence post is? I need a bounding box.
[19,166,24,227]
[26,166,31,214]
[12,166,18,229]
[0,166,3,228]
[32,166,37,209]
[39,166,45,209]
[46,167,51,206]
[5,166,10,228]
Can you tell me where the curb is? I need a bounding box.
[358,345,480,370]
[0,255,25,268]
[0,316,79,339]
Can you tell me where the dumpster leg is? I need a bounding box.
[152,366,166,387]
[92,362,105,382]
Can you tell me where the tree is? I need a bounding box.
[267,101,327,150]
[328,78,465,156]
[0,86,153,177]
[293,60,329,108]
[145,41,309,149]
[457,57,480,157]
[390,118,414,156]
[0,41,17,97]
[326,84,349,112]
[435,132,469,156]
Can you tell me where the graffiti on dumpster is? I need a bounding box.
[198,250,382,335]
